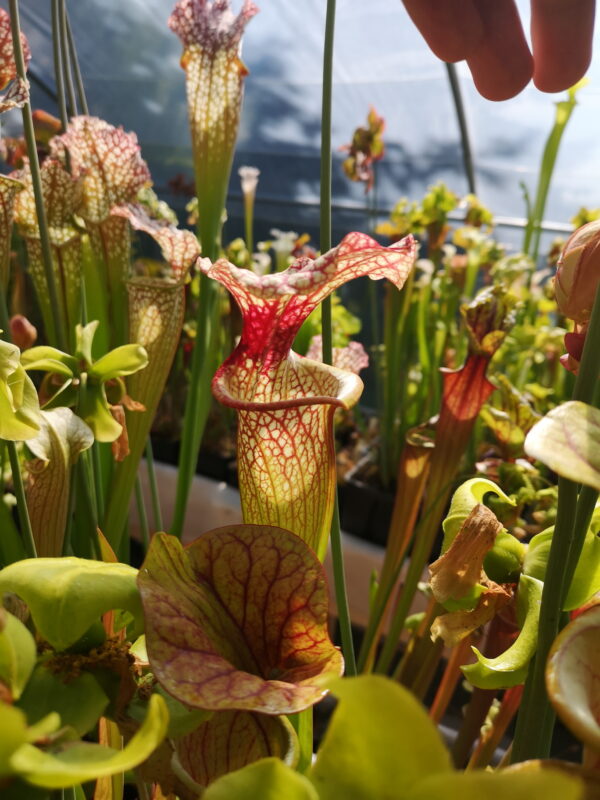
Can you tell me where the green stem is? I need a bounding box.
[10,0,67,351]
[512,280,600,762]
[289,709,313,774]
[243,194,254,259]
[91,442,104,521]
[59,0,77,117]
[7,441,37,558]
[145,439,163,532]
[51,0,68,129]
[319,0,356,678]
[66,12,89,115]
[171,275,219,538]
[135,474,150,553]
[445,62,477,195]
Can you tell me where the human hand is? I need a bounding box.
[402,0,595,100]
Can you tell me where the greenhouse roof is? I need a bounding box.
[2,0,600,249]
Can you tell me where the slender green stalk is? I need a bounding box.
[66,13,89,114]
[10,0,67,351]
[51,0,68,129]
[91,443,104,521]
[522,84,582,263]
[512,280,600,761]
[445,62,476,195]
[135,474,150,553]
[319,0,356,678]
[243,194,254,258]
[170,284,219,538]
[145,439,163,532]
[289,710,313,774]
[59,0,77,117]
[7,441,37,558]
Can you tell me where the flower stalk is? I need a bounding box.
[9,0,67,351]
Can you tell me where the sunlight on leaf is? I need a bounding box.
[309,675,451,799]
[525,401,600,491]
[0,558,142,650]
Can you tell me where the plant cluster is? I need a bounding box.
[0,2,598,799]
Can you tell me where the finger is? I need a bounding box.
[466,0,533,101]
[531,0,595,92]
[401,0,485,63]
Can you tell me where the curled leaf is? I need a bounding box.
[138,527,343,715]
[462,575,543,689]
[0,557,142,651]
[10,693,168,789]
[525,401,600,490]
[546,603,600,753]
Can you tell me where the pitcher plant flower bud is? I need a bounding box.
[169,0,258,256]
[555,219,600,323]
[201,232,416,560]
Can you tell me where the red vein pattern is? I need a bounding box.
[169,0,258,249]
[175,710,295,788]
[138,527,343,715]
[50,117,152,341]
[201,233,416,559]
[112,202,200,281]
[12,159,82,333]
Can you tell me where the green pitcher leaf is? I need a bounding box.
[407,767,582,800]
[462,575,543,689]
[17,666,109,737]
[524,526,600,611]
[175,710,298,789]
[138,528,343,715]
[10,692,168,789]
[26,408,94,557]
[202,758,318,800]
[309,675,452,799]
[547,603,600,752]
[88,344,148,381]
[0,557,142,650]
[0,609,36,700]
[525,401,600,490]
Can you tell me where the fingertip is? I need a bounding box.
[531,0,595,93]
[467,46,533,101]
[402,0,484,63]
